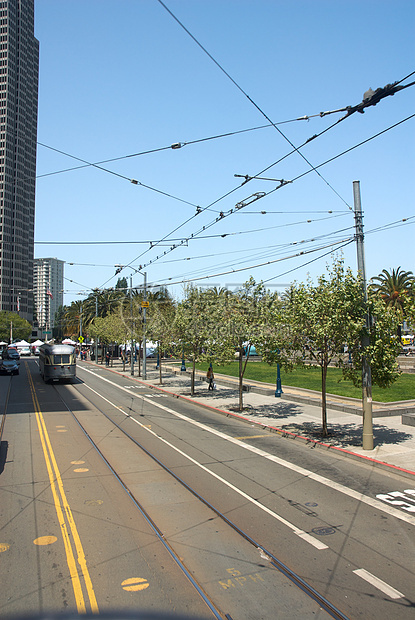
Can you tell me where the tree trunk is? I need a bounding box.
[238,348,243,411]
[191,359,196,396]
[321,362,328,437]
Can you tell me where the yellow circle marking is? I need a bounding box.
[74,468,89,473]
[71,460,85,465]
[0,543,10,553]
[34,536,57,546]
[121,577,149,592]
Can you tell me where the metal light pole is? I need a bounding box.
[353,180,374,450]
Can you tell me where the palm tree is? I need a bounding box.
[370,267,414,314]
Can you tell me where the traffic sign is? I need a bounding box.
[78,336,84,343]
[141,301,149,308]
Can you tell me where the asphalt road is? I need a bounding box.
[0,358,414,619]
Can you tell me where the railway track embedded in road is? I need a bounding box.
[50,377,350,620]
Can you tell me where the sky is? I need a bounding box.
[33,0,415,306]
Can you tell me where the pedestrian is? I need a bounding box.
[207,365,214,391]
[105,351,110,367]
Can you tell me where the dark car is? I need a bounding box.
[0,358,19,375]
[4,348,20,363]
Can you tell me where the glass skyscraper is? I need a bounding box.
[0,0,39,322]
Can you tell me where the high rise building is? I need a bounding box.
[0,0,39,322]
[33,258,64,333]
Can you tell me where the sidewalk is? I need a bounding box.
[89,359,415,478]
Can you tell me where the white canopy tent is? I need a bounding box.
[10,340,30,348]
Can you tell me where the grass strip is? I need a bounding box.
[191,361,415,403]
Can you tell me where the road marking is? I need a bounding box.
[121,577,149,592]
[79,366,415,528]
[353,569,404,599]
[376,490,415,513]
[0,543,10,553]
[80,375,328,550]
[28,369,99,614]
[34,536,57,546]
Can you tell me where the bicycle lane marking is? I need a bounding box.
[27,367,99,614]
[80,366,415,528]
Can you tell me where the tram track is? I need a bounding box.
[50,377,351,620]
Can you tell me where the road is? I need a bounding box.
[0,357,414,619]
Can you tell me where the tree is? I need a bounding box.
[370,267,414,316]
[206,278,274,411]
[282,260,401,437]
[147,293,176,384]
[173,286,217,396]
[0,311,32,342]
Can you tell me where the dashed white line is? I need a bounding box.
[353,569,404,599]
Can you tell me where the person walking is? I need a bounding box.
[105,351,110,367]
[207,365,214,391]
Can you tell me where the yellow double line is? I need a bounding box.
[28,368,99,614]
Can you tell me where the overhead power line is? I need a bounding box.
[157,0,362,209]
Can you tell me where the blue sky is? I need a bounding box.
[34,0,415,305]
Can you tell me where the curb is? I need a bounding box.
[85,361,415,480]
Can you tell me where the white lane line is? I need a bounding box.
[78,367,415,527]
[79,376,328,550]
[353,569,404,599]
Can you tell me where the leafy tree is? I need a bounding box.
[147,293,176,384]
[0,311,32,342]
[282,260,401,437]
[173,286,218,395]
[115,277,128,292]
[207,278,274,411]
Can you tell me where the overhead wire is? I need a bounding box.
[35,211,350,246]
[37,142,200,208]
[157,0,355,209]
[58,217,414,297]
[107,112,414,283]
[36,114,326,181]
[114,9,413,283]
[149,237,355,288]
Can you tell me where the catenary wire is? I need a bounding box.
[104,112,414,286]
[35,115,326,181]
[157,0,357,209]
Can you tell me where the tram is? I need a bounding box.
[38,344,76,383]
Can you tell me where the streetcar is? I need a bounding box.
[38,343,76,383]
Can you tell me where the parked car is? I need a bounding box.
[19,347,31,356]
[0,358,19,375]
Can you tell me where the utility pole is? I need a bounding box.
[142,271,147,380]
[353,180,374,450]
[130,275,134,376]
[95,294,98,364]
